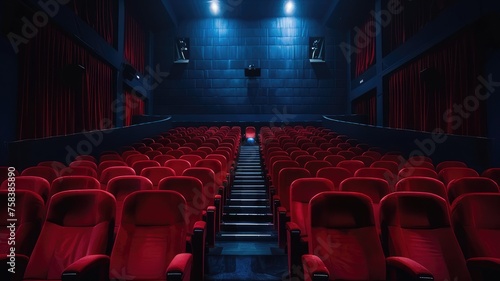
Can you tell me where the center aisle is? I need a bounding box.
[205,141,287,281]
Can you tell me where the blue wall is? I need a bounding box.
[153,17,347,115]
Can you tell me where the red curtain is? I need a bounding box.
[354,16,376,78]
[386,0,456,53]
[72,0,116,45]
[124,10,145,74]
[352,91,377,125]
[18,24,114,140]
[124,91,145,127]
[388,29,485,137]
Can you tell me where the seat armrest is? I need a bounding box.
[386,256,434,280]
[191,221,206,281]
[166,253,193,281]
[302,254,329,281]
[62,255,109,281]
[467,257,500,280]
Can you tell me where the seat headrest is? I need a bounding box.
[47,189,115,227]
[310,192,375,229]
[381,192,450,229]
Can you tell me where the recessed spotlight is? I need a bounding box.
[285,1,295,15]
[210,1,220,15]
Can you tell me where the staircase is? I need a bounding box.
[205,142,287,281]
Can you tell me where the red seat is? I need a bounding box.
[182,167,221,247]
[59,166,98,178]
[274,168,311,247]
[362,151,382,161]
[270,160,299,189]
[99,154,123,162]
[380,192,471,281]
[75,155,96,163]
[1,176,50,203]
[316,167,351,187]
[370,160,400,176]
[158,176,207,281]
[125,154,149,166]
[287,179,334,278]
[439,167,479,185]
[166,149,185,159]
[312,150,332,160]
[99,166,136,190]
[165,159,192,176]
[97,160,127,176]
[447,177,499,204]
[153,154,176,165]
[145,150,162,159]
[140,167,176,188]
[352,155,375,166]
[355,167,396,187]
[380,154,406,165]
[481,168,500,186]
[301,192,388,281]
[290,150,309,160]
[436,160,468,173]
[0,190,44,280]
[109,191,192,281]
[295,155,316,168]
[451,193,500,280]
[323,155,345,167]
[398,167,438,179]
[339,177,391,234]
[131,160,161,175]
[69,160,98,171]
[50,176,100,197]
[23,190,115,281]
[245,126,256,139]
[304,160,331,178]
[107,176,153,235]
[180,154,203,166]
[395,176,447,201]
[21,166,59,184]
[37,161,66,174]
[336,160,365,175]
[337,150,356,160]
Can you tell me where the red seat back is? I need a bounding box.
[380,192,471,281]
[24,190,115,280]
[277,168,311,211]
[307,192,386,280]
[447,177,499,204]
[109,190,187,280]
[395,176,447,200]
[164,159,192,176]
[1,176,50,203]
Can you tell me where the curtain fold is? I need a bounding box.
[71,0,116,46]
[386,0,456,53]
[387,29,485,137]
[124,91,145,127]
[352,92,377,125]
[354,16,376,78]
[124,10,146,74]
[17,24,114,140]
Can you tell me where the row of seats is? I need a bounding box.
[0,126,242,281]
[256,126,500,280]
[0,189,196,281]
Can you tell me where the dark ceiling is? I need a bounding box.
[169,0,334,21]
[128,0,375,31]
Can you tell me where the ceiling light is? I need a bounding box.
[210,1,220,15]
[285,1,295,15]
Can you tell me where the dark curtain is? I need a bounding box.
[388,29,485,137]
[71,0,116,46]
[124,10,145,74]
[18,24,114,140]
[124,91,145,127]
[354,16,376,78]
[352,91,377,125]
[386,0,456,54]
